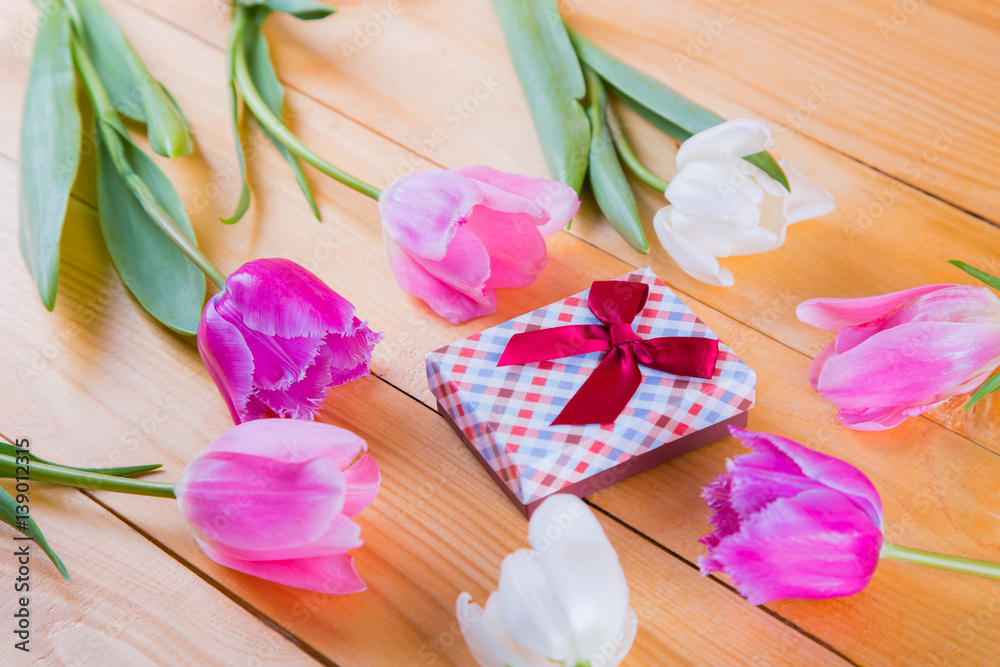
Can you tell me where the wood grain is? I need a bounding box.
[2,0,1000,665]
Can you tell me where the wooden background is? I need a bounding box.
[2,0,1000,664]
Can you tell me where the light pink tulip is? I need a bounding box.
[379,166,580,324]
[700,427,884,605]
[797,284,1000,430]
[175,419,380,594]
[198,258,382,424]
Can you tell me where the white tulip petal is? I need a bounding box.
[496,549,577,660]
[676,118,773,169]
[780,159,836,224]
[654,207,736,287]
[456,593,546,667]
[671,211,779,257]
[528,495,631,661]
[598,607,639,667]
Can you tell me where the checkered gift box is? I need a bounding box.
[425,266,756,517]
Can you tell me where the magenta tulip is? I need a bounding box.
[797,284,1000,430]
[379,166,580,324]
[198,258,382,424]
[175,419,380,594]
[700,427,884,605]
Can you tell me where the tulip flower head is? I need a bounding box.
[379,166,580,324]
[175,419,380,594]
[700,427,884,605]
[653,119,835,287]
[797,284,1000,430]
[457,495,637,667]
[198,258,382,424]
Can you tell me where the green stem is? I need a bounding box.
[0,454,175,499]
[603,88,670,193]
[231,8,382,201]
[881,542,1000,580]
[70,37,228,290]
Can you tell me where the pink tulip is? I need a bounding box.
[379,166,580,324]
[198,258,382,424]
[797,284,1000,430]
[700,427,884,605]
[175,419,380,594]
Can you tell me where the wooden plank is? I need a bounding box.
[0,483,319,665]
[105,0,1000,453]
[0,179,847,666]
[3,0,1000,664]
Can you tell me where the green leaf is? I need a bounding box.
[568,26,721,137]
[237,0,336,20]
[569,26,788,190]
[964,371,1000,409]
[743,150,790,192]
[74,0,192,157]
[0,442,161,478]
[0,486,70,581]
[948,260,1000,292]
[584,68,647,253]
[18,4,81,311]
[221,14,252,224]
[492,0,590,192]
[245,16,320,218]
[95,125,205,334]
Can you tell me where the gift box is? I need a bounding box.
[425,266,756,517]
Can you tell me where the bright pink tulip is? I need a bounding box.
[379,166,580,324]
[175,419,380,594]
[198,258,382,424]
[797,284,1000,430]
[700,427,884,605]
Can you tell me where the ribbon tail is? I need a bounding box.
[498,325,611,366]
[551,346,643,426]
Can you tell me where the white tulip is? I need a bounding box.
[654,118,835,287]
[457,495,637,667]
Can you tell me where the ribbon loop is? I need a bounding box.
[498,280,720,426]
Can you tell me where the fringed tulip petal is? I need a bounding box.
[198,540,367,594]
[197,259,380,424]
[701,489,883,606]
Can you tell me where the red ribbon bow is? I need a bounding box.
[498,280,719,426]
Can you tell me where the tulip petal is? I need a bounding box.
[464,207,548,289]
[700,488,883,605]
[384,231,497,324]
[176,454,345,550]
[456,165,580,236]
[223,258,357,338]
[730,427,884,530]
[796,284,953,331]
[208,513,363,561]
[496,549,576,661]
[456,593,549,667]
[780,160,835,224]
[198,296,255,424]
[197,419,367,470]
[341,453,381,518]
[325,319,383,386]
[602,607,639,667]
[380,170,483,260]
[654,206,735,287]
[254,353,335,420]
[528,494,631,661]
[837,404,917,431]
[198,539,367,594]
[675,118,772,169]
[814,321,1000,414]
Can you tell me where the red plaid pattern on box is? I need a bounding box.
[426,267,756,508]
